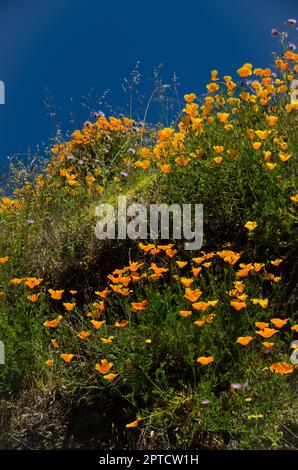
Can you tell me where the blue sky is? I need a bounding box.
[0,0,297,163]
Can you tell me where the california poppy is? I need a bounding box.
[256,328,278,339]
[126,417,142,428]
[25,277,43,289]
[91,320,106,330]
[269,362,294,374]
[131,300,148,313]
[60,354,75,363]
[197,356,214,366]
[270,318,288,329]
[230,300,246,311]
[44,315,63,328]
[115,320,128,328]
[48,289,64,300]
[236,336,254,346]
[185,288,202,302]
[51,339,59,349]
[179,310,192,318]
[100,336,114,344]
[77,331,90,340]
[103,373,118,381]
[244,221,257,232]
[63,302,76,311]
[95,359,113,375]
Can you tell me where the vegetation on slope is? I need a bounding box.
[0,28,298,449]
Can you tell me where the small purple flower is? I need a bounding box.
[26,218,35,224]
[288,19,297,25]
[230,383,242,390]
[201,400,210,405]
[271,28,279,36]
[289,42,297,51]
[230,380,249,390]
[78,159,85,165]
[263,348,273,355]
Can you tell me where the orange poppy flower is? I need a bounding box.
[255,322,269,330]
[213,146,224,154]
[126,417,142,428]
[192,256,204,264]
[103,373,118,381]
[91,320,106,330]
[95,288,110,299]
[100,336,114,344]
[269,362,294,374]
[95,359,113,375]
[244,221,257,232]
[270,318,288,329]
[184,288,202,302]
[176,261,188,268]
[270,259,283,267]
[139,242,156,252]
[60,354,75,363]
[291,325,298,333]
[63,302,76,311]
[252,142,262,150]
[179,310,192,318]
[191,267,202,277]
[197,356,214,366]
[207,300,218,308]
[149,263,168,275]
[256,328,278,338]
[25,277,43,289]
[217,250,241,265]
[44,315,63,328]
[251,298,268,309]
[237,64,252,77]
[266,115,278,126]
[51,339,59,349]
[262,342,274,349]
[135,160,150,169]
[77,331,90,340]
[192,302,209,312]
[206,83,219,92]
[0,256,9,264]
[236,336,254,346]
[45,360,53,367]
[230,301,246,311]
[10,278,23,285]
[131,300,148,313]
[126,261,144,272]
[69,290,78,295]
[253,263,264,272]
[48,289,64,300]
[194,319,205,327]
[255,130,269,140]
[115,320,128,328]
[266,162,277,171]
[180,277,194,288]
[27,293,41,303]
[184,93,196,103]
[166,248,177,258]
